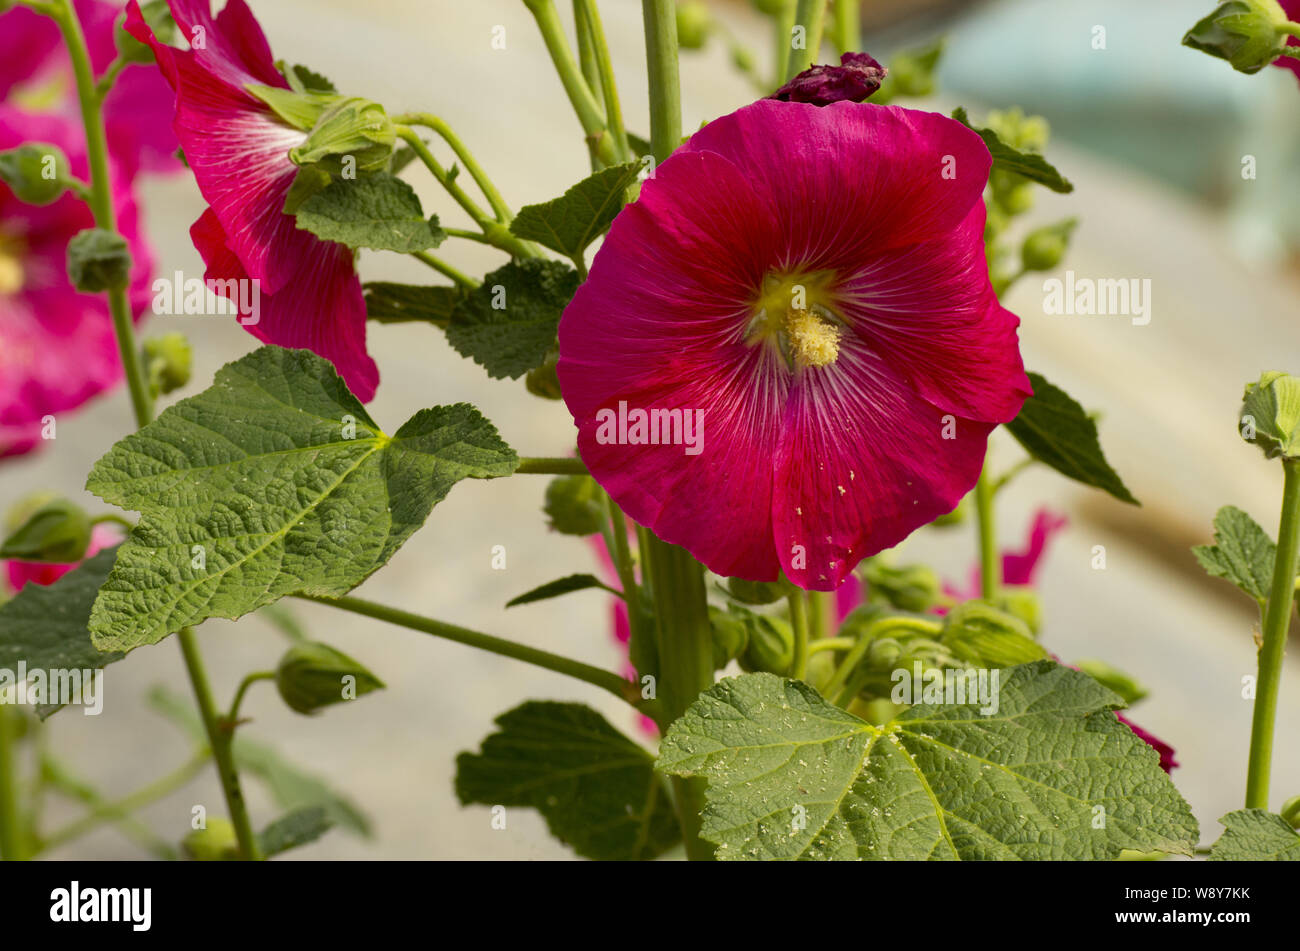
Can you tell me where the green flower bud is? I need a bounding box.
[991,171,1035,216]
[525,349,562,400]
[1074,658,1149,705]
[1240,371,1300,460]
[543,474,604,536]
[730,45,756,74]
[0,143,73,206]
[862,560,940,612]
[289,98,396,177]
[115,0,175,66]
[0,499,92,563]
[676,2,712,50]
[723,576,784,605]
[275,641,384,715]
[996,585,1043,636]
[1281,794,1300,830]
[736,611,795,676]
[708,606,749,668]
[66,228,132,293]
[940,601,1046,667]
[1183,0,1290,74]
[1020,217,1077,272]
[182,819,240,861]
[143,332,193,396]
[985,107,1050,152]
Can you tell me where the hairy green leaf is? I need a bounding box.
[86,347,517,650]
[456,701,679,861]
[259,805,335,857]
[446,259,579,380]
[657,663,1196,860]
[1192,505,1276,608]
[510,162,641,261]
[506,573,616,608]
[1005,372,1138,505]
[295,172,445,252]
[952,107,1073,193]
[1209,809,1300,861]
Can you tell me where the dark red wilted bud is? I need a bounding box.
[770,52,888,106]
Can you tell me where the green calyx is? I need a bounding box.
[143,332,193,397]
[66,228,132,293]
[0,143,74,206]
[1241,371,1300,460]
[275,641,384,715]
[247,85,396,176]
[0,498,92,563]
[1182,0,1291,74]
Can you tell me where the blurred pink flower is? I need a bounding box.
[4,521,122,592]
[0,0,180,178]
[125,0,379,401]
[1,106,154,459]
[559,100,1029,591]
[588,533,657,737]
[944,508,1069,602]
[1277,0,1300,83]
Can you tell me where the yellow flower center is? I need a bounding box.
[784,308,841,368]
[0,247,23,296]
[746,269,845,370]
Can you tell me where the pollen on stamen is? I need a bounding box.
[785,309,841,368]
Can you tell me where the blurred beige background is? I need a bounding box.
[3,0,1300,858]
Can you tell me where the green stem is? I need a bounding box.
[40,751,208,854]
[773,0,797,88]
[1245,458,1300,809]
[642,0,682,163]
[52,0,152,427]
[515,456,588,475]
[831,0,860,54]
[412,250,479,289]
[788,0,828,79]
[787,590,810,680]
[0,706,25,860]
[178,627,261,860]
[525,0,619,166]
[227,671,275,724]
[295,593,642,708]
[576,0,631,163]
[93,55,130,101]
[395,127,535,258]
[809,589,833,641]
[823,616,944,700]
[642,534,715,861]
[808,637,855,655]
[393,113,514,222]
[975,464,999,601]
[1281,22,1300,40]
[51,0,258,862]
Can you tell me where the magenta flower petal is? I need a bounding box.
[5,522,122,592]
[126,0,378,400]
[560,102,1028,588]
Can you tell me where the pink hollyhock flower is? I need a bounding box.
[0,0,180,179]
[1,106,154,459]
[1277,0,1300,82]
[124,0,378,401]
[4,521,122,592]
[559,100,1030,590]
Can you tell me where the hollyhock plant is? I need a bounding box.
[0,0,180,178]
[1277,0,1300,80]
[0,106,153,459]
[559,100,1031,590]
[124,0,379,400]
